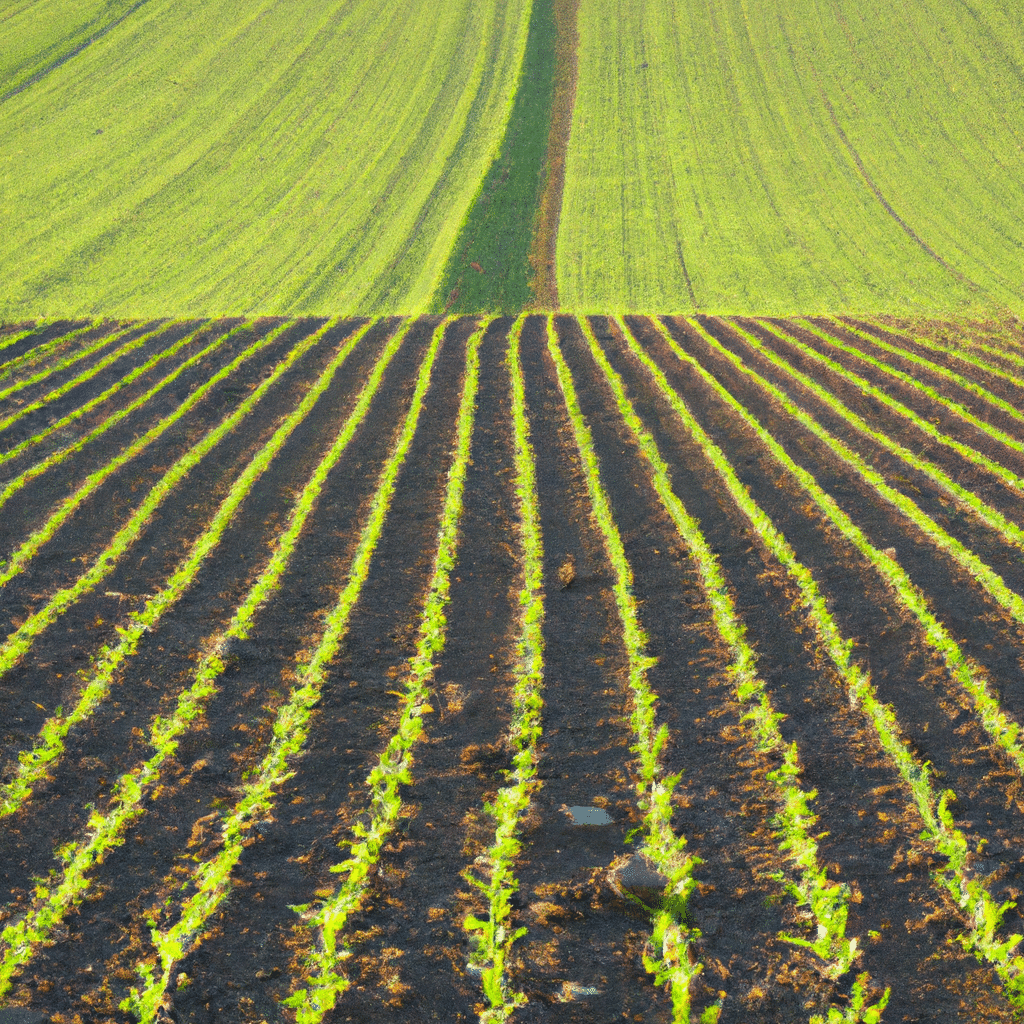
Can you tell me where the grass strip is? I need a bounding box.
[0,317,369,818]
[848,319,1024,389]
[118,317,461,1024]
[615,317,1024,1007]
[669,319,1024,799]
[549,316,723,1023]
[0,319,104,384]
[0,320,236,512]
[0,319,266,587]
[0,316,415,1000]
[282,319,488,1024]
[429,0,557,314]
[712,321,1024,563]
[781,319,1024,480]
[458,314,544,1023]
[573,317,881,1022]
[0,320,212,471]
[0,320,129,400]
[0,320,174,435]
[726,320,1024,649]
[0,319,320,678]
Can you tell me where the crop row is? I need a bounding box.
[1,315,1024,1022]
[621,316,1024,1003]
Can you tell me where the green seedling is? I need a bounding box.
[0,320,182,436]
[0,320,165,431]
[0,318,314,674]
[548,317,707,1021]
[691,318,1024,781]
[594,315,887,1017]
[639,315,1024,1002]
[0,319,230,505]
[0,317,418,997]
[0,317,368,816]
[284,319,488,1022]
[459,315,544,1023]
[830,318,1024,396]
[0,319,104,385]
[799,317,1024,459]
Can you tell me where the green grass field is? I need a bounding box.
[1,0,1021,316]
[558,0,1024,314]
[0,0,532,318]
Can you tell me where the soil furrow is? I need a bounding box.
[501,314,668,1023]
[99,317,471,1023]
[611,315,1012,1021]
[0,321,169,431]
[0,320,253,539]
[0,316,460,1019]
[0,319,291,578]
[837,318,1024,409]
[0,321,347,784]
[311,317,522,1022]
[0,320,210,471]
[687,318,1024,746]
[2,315,1023,1022]
[0,321,108,389]
[762,318,1024,477]
[0,322,58,357]
[554,315,810,1020]
[0,319,398,908]
[0,321,192,447]
[716,317,1024,586]
[0,323,132,404]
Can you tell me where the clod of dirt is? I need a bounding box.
[607,853,669,911]
[557,554,576,589]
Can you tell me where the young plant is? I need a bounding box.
[284,318,489,1023]
[0,320,182,435]
[459,314,543,1023]
[0,317,413,1000]
[0,320,131,402]
[0,319,103,385]
[0,319,233,509]
[0,320,56,358]
[0,319,165,432]
[548,317,711,1022]
[833,318,1024,394]
[582,315,886,1019]
[0,319,322,677]
[118,318,461,1023]
[705,320,1024,571]
[812,316,1024,434]
[810,974,890,1024]
[0,317,371,817]
[636,316,1024,1001]
[692,319,1024,778]
[769,319,1024,489]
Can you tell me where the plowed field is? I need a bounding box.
[2,314,1024,1024]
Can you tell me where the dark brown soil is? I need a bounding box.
[1,316,1023,1023]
